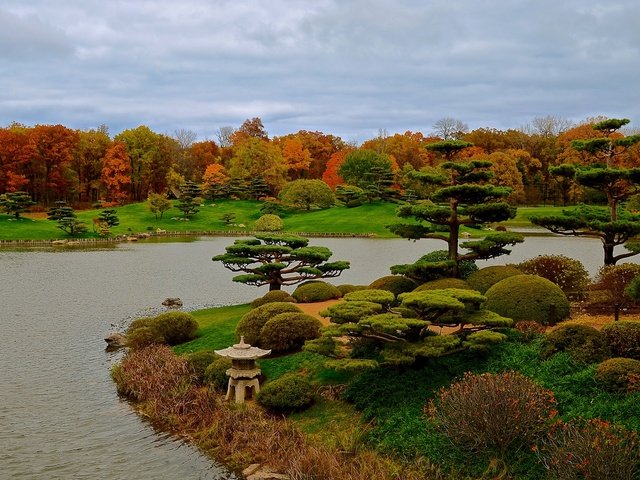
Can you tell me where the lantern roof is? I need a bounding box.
[214,336,271,359]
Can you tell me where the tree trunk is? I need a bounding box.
[449,198,460,278]
[614,303,620,322]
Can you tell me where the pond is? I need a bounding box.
[0,235,621,478]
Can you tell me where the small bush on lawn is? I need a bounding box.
[257,373,315,411]
[185,351,218,384]
[203,357,233,391]
[250,290,296,308]
[601,320,640,360]
[413,278,473,292]
[292,281,341,303]
[259,313,323,352]
[126,311,199,348]
[254,214,284,232]
[368,275,418,296]
[595,358,640,393]
[537,418,640,480]
[336,284,368,296]
[428,371,556,455]
[466,265,523,294]
[517,255,590,300]
[484,274,570,325]
[236,302,302,346]
[514,321,546,343]
[542,322,611,364]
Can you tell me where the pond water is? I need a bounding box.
[0,235,623,478]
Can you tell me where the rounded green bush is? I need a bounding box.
[203,356,233,391]
[595,357,640,393]
[336,284,368,296]
[542,322,611,364]
[254,214,284,232]
[185,351,218,384]
[517,255,590,300]
[250,290,296,308]
[236,302,302,346]
[368,275,418,296]
[601,320,640,360]
[126,326,164,349]
[260,312,323,352]
[291,281,341,303]
[413,278,473,292]
[467,265,523,294]
[484,274,570,325]
[343,288,396,306]
[257,373,315,411]
[126,311,199,347]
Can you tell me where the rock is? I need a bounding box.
[52,240,67,245]
[162,297,183,309]
[242,464,261,477]
[105,332,127,350]
[246,466,289,480]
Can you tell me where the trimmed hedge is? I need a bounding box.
[257,373,315,411]
[466,265,523,294]
[292,281,342,303]
[413,278,473,292]
[260,312,323,352]
[336,284,368,296]
[343,288,396,306]
[236,302,302,346]
[484,274,570,325]
[595,357,640,393]
[601,320,640,360]
[368,275,418,296]
[254,214,284,232]
[542,323,611,364]
[250,290,296,308]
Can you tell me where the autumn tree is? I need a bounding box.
[321,148,353,189]
[0,126,34,194]
[279,179,335,210]
[72,129,111,203]
[183,140,220,182]
[531,119,640,265]
[101,142,131,204]
[213,234,350,291]
[230,117,269,145]
[362,131,436,169]
[279,137,312,179]
[228,137,286,195]
[389,155,523,278]
[114,126,162,201]
[147,192,171,219]
[202,163,228,192]
[278,131,346,179]
[0,191,35,219]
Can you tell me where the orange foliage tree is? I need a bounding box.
[0,126,34,193]
[202,163,228,191]
[280,137,312,179]
[101,142,132,204]
[322,148,354,189]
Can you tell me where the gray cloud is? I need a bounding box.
[0,0,639,141]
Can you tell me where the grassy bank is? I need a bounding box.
[0,200,571,241]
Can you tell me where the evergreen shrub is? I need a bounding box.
[419,250,478,280]
[466,265,523,294]
[368,275,417,296]
[595,357,640,393]
[343,289,396,306]
[257,373,315,411]
[542,323,611,364]
[484,274,570,325]
[254,214,284,232]
[126,311,199,348]
[259,313,323,352]
[517,255,590,300]
[336,284,368,296]
[601,320,640,360]
[236,302,302,345]
[185,350,218,384]
[250,290,296,308]
[203,357,233,391]
[292,281,341,303]
[413,278,473,292]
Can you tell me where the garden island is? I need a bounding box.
[2,117,640,479]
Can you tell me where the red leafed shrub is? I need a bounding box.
[537,418,640,480]
[428,371,557,455]
[515,320,547,342]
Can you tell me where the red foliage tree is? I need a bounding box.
[101,142,132,204]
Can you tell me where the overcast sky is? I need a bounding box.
[1,0,639,143]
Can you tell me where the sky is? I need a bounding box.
[1,0,639,143]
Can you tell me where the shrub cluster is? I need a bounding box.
[260,312,323,352]
[257,373,315,411]
[601,320,640,360]
[126,311,199,349]
[250,290,296,308]
[484,274,570,325]
[235,302,302,346]
[184,350,218,384]
[335,284,368,296]
[537,418,640,480]
[291,281,342,303]
[466,265,523,294]
[542,323,611,364]
[343,288,396,306]
[517,255,590,300]
[203,356,233,391]
[595,357,640,393]
[428,371,556,454]
[368,275,418,296]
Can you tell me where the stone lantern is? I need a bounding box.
[214,336,271,404]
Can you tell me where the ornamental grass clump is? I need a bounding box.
[537,418,640,480]
[428,371,557,455]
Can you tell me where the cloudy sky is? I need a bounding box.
[1,0,639,142]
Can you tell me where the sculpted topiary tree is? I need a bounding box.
[531,119,640,265]
[389,150,523,278]
[0,191,35,219]
[175,181,202,218]
[213,233,349,291]
[47,201,88,236]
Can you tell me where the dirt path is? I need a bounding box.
[296,299,341,326]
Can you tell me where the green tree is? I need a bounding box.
[98,209,119,227]
[213,234,350,291]
[175,181,202,218]
[47,201,88,236]
[338,149,395,200]
[147,192,171,219]
[0,191,35,219]
[389,157,523,278]
[531,119,640,265]
[279,179,335,210]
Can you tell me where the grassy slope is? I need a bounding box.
[0,200,572,241]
